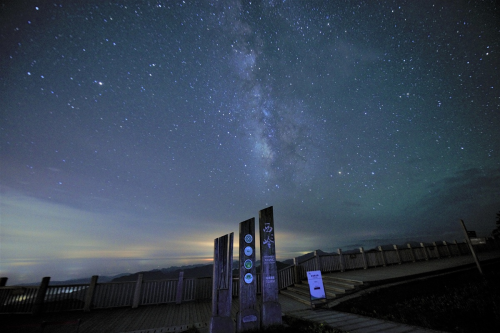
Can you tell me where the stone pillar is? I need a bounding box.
[378,246,387,266]
[32,276,50,315]
[420,243,429,260]
[359,247,368,269]
[84,275,99,312]
[407,243,416,262]
[337,248,345,272]
[314,250,322,272]
[210,233,234,333]
[175,271,184,305]
[393,245,402,264]
[259,206,282,328]
[237,218,259,332]
[0,277,7,287]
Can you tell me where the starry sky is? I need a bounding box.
[1,1,499,285]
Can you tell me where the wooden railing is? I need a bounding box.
[298,241,474,274]
[0,286,38,313]
[93,281,135,308]
[44,284,88,312]
[1,238,498,314]
[275,238,499,290]
[140,279,177,305]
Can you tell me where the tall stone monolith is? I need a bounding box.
[237,218,259,332]
[210,233,234,333]
[259,206,282,328]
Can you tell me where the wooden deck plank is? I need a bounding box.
[0,294,307,333]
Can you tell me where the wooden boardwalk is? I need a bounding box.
[0,294,309,333]
[287,309,444,333]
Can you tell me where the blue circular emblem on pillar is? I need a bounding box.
[244,234,253,244]
[244,273,253,284]
[244,246,253,256]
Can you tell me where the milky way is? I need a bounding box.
[1,0,499,284]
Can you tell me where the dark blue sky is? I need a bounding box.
[1,1,499,284]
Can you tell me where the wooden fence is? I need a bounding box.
[291,239,496,282]
[1,238,498,314]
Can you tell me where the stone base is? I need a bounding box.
[209,316,234,333]
[237,308,259,332]
[261,301,282,328]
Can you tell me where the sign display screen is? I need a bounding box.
[306,270,326,301]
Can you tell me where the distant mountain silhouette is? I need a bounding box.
[160,264,206,274]
[20,274,128,286]
[112,264,215,282]
[112,260,293,282]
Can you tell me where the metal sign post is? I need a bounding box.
[259,206,282,328]
[237,218,259,332]
[210,233,234,333]
[306,270,327,309]
[459,219,483,275]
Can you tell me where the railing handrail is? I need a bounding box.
[46,283,89,288]
[0,285,39,290]
[95,280,137,285]
[141,277,180,283]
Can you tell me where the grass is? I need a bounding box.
[332,262,500,332]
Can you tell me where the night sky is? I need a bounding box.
[1,1,499,285]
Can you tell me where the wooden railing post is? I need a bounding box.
[454,240,462,255]
[393,245,402,264]
[420,242,429,260]
[293,257,301,284]
[493,237,500,250]
[32,276,50,315]
[433,242,441,259]
[175,271,184,305]
[84,275,99,312]
[407,243,416,262]
[132,273,144,308]
[378,246,387,266]
[359,247,367,269]
[337,248,345,272]
[460,219,483,275]
[314,250,321,272]
[443,241,451,257]
[463,239,472,253]
[0,277,8,309]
